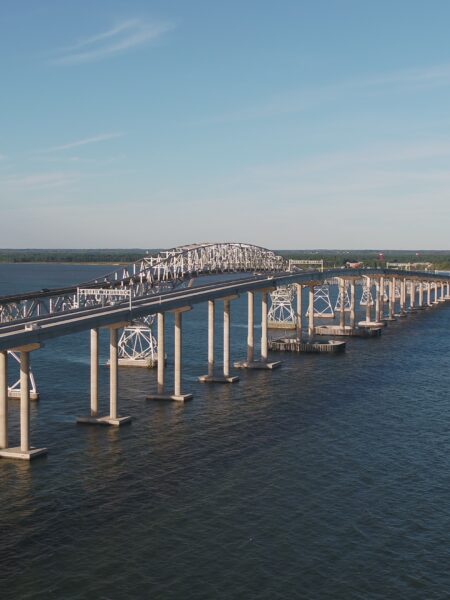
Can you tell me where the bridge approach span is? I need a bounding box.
[0,267,447,351]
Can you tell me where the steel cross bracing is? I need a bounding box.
[334,282,351,312]
[360,278,374,307]
[306,285,335,318]
[0,243,287,324]
[268,286,296,327]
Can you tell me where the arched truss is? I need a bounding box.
[88,242,286,291]
[0,243,287,323]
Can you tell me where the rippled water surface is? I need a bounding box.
[1,264,450,599]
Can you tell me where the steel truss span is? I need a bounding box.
[0,243,287,324]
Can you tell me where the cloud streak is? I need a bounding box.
[203,62,450,124]
[49,18,174,65]
[40,132,124,153]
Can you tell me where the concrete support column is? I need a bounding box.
[149,309,192,399]
[223,299,230,377]
[109,328,118,420]
[90,328,99,417]
[261,291,268,361]
[389,278,395,319]
[365,278,372,323]
[427,282,432,306]
[308,286,315,338]
[208,301,215,377]
[379,276,385,319]
[350,280,356,329]
[295,284,302,339]
[157,312,165,393]
[0,351,7,449]
[234,291,280,371]
[78,324,131,425]
[0,343,46,460]
[433,282,439,304]
[410,281,415,309]
[339,278,345,329]
[400,279,407,314]
[174,311,182,396]
[439,282,445,302]
[20,351,30,453]
[375,279,381,322]
[418,282,424,307]
[247,291,254,363]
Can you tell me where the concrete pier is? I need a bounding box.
[350,280,356,329]
[385,277,396,321]
[0,344,47,460]
[270,337,346,353]
[235,290,281,370]
[157,312,165,393]
[90,328,98,417]
[365,278,372,323]
[315,325,382,338]
[199,297,239,383]
[147,308,193,401]
[78,325,132,425]
[338,278,346,329]
[0,351,7,450]
[397,278,407,317]
[296,284,302,339]
[308,285,315,338]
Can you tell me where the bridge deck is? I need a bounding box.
[0,268,447,351]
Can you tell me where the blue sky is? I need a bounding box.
[1,0,450,249]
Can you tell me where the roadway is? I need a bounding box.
[0,267,446,351]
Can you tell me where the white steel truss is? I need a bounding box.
[334,282,351,312]
[306,285,335,318]
[118,316,158,367]
[0,242,287,324]
[268,286,296,328]
[360,278,374,306]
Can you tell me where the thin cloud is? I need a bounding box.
[203,62,450,124]
[49,18,174,65]
[41,132,124,153]
[0,171,79,191]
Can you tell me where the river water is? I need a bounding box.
[1,264,450,599]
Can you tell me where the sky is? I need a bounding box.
[1,0,450,250]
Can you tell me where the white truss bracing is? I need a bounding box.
[306,285,335,318]
[0,242,287,324]
[268,286,296,327]
[118,315,158,366]
[7,351,38,398]
[334,283,351,312]
[360,279,374,306]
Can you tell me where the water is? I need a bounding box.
[1,264,450,599]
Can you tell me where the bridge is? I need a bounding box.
[0,242,449,461]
